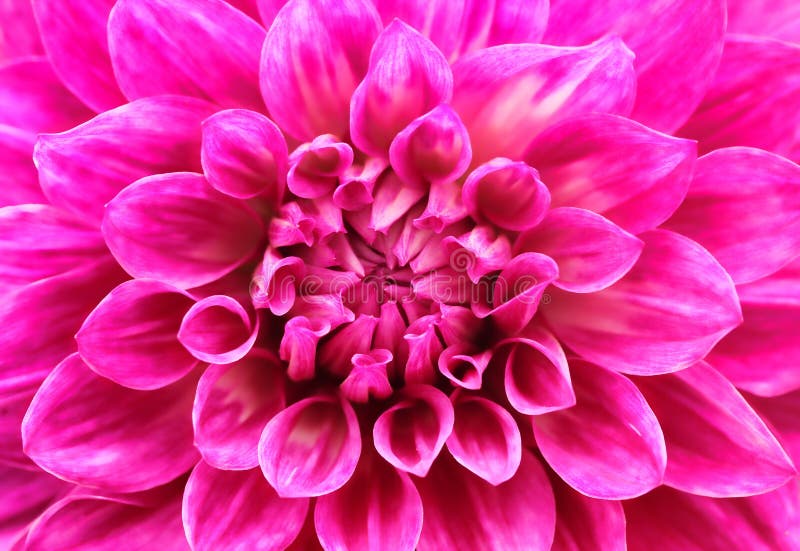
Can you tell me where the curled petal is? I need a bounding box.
[77,279,196,390]
[252,249,305,316]
[340,349,393,403]
[261,0,382,140]
[258,394,361,498]
[268,202,316,247]
[516,207,644,293]
[634,362,796,497]
[452,37,636,163]
[201,109,288,202]
[462,158,550,232]
[437,344,491,390]
[665,147,800,285]
[333,157,387,211]
[543,230,742,375]
[443,225,511,283]
[533,360,666,499]
[109,0,265,110]
[403,315,443,385]
[373,384,454,477]
[287,135,354,199]
[447,392,522,485]
[184,461,308,551]
[103,172,264,289]
[178,295,258,364]
[22,353,198,492]
[279,316,330,382]
[525,113,697,234]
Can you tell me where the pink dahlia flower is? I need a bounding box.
[2,0,800,549]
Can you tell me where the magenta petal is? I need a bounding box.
[350,20,453,158]
[373,384,453,477]
[749,389,800,468]
[525,113,697,234]
[103,172,264,289]
[178,295,258,364]
[533,360,666,499]
[624,482,800,551]
[315,450,423,551]
[184,461,308,551]
[452,37,636,164]
[416,451,555,551]
[728,0,800,43]
[76,279,197,390]
[499,323,575,415]
[279,316,329,382]
[446,391,521,485]
[0,466,67,546]
[0,388,40,468]
[679,36,800,162]
[258,394,361,498]
[201,109,288,202]
[32,0,125,111]
[543,230,742,375]
[371,0,464,58]
[0,0,43,62]
[22,353,198,492]
[516,207,644,293]
[550,475,626,551]
[35,96,216,223]
[261,0,381,141]
[634,362,796,498]
[0,126,46,207]
[193,351,285,470]
[437,345,491,390]
[109,0,265,110]
[287,135,354,199]
[545,0,725,133]
[666,147,800,285]
[454,0,549,57]
[340,349,394,403]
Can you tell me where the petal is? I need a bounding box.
[416,451,556,551]
[184,461,308,551]
[315,450,423,551]
[22,353,198,492]
[0,466,67,546]
[533,359,666,499]
[551,475,626,551]
[515,207,644,293]
[543,230,742,375]
[340,349,393,403]
[178,295,258,364]
[258,394,361,498]
[193,351,285,470]
[0,0,43,62]
[544,0,726,132]
[499,323,575,415]
[0,388,39,468]
[32,0,126,111]
[665,147,800,285]
[108,0,265,110]
[350,20,453,157]
[633,362,796,497]
[525,113,697,234]
[446,392,521,485]
[103,172,264,289]
[453,0,549,58]
[728,0,800,43]
[437,345,491,390]
[76,279,197,390]
[261,0,382,140]
[451,37,636,164]
[0,126,46,207]
[318,314,378,377]
[35,96,217,223]
[678,36,800,162]
[749,389,800,468]
[201,108,288,202]
[279,317,329,382]
[373,384,454,477]
[624,482,800,551]
[287,135,354,199]
[371,0,464,58]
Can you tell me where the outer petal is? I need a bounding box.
[22,353,199,492]
[679,36,800,162]
[32,0,126,111]
[258,394,361,498]
[315,450,423,551]
[178,295,258,364]
[451,37,636,164]
[0,126,46,207]
[533,360,666,499]
[183,461,308,551]
[525,113,697,234]
[454,0,549,58]
[665,147,800,285]
[35,96,217,223]
[193,351,285,470]
[550,475,626,551]
[749,389,800,468]
[516,207,643,293]
[0,466,66,547]
[76,279,197,390]
[543,230,742,375]
[261,0,382,140]
[727,0,800,43]
[0,0,43,62]
[634,362,796,497]
[350,20,453,157]
[201,109,288,202]
[544,0,725,132]
[624,482,800,551]
[373,384,454,477]
[416,451,556,551]
[103,172,264,289]
[108,0,265,110]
